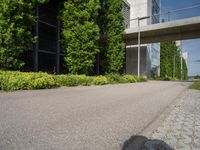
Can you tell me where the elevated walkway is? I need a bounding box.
[125,16,200,45]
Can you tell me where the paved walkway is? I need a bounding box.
[150,89,200,150]
[0,81,190,150]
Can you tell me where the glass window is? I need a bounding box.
[38,52,56,73]
[152,0,160,24]
[38,22,57,52]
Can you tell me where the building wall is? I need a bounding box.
[126,0,161,77]
[122,0,130,29]
[126,46,147,75]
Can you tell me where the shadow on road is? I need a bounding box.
[122,135,174,150]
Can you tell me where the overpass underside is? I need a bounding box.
[124,16,200,45]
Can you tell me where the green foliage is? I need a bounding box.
[138,75,148,82]
[53,75,79,86]
[160,41,177,78]
[0,71,57,91]
[105,73,126,83]
[61,0,100,75]
[160,41,188,80]
[122,75,137,83]
[0,0,46,70]
[0,71,147,91]
[91,76,108,85]
[183,59,188,80]
[54,74,108,86]
[190,80,200,90]
[98,0,125,73]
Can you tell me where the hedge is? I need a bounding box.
[0,71,57,91]
[0,71,147,91]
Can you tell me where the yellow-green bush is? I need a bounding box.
[53,75,78,86]
[0,71,147,91]
[105,73,127,83]
[0,71,57,91]
[123,75,137,83]
[138,75,148,82]
[54,75,93,86]
[91,76,108,85]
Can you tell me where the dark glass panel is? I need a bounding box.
[21,50,34,72]
[38,22,57,52]
[38,52,56,73]
[60,56,67,74]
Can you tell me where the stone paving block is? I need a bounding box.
[176,144,191,150]
[150,90,200,150]
[164,136,177,146]
[151,132,165,139]
[194,138,200,147]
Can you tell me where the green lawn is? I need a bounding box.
[190,80,200,90]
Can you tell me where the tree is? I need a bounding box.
[160,41,187,79]
[98,0,125,74]
[61,0,100,75]
[183,59,188,80]
[0,0,46,70]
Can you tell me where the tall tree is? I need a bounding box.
[183,59,188,80]
[160,41,175,78]
[61,0,100,75]
[0,0,46,70]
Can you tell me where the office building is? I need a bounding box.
[22,0,131,74]
[126,0,161,77]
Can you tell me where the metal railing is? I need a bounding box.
[128,3,200,28]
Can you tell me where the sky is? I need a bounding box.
[161,0,200,76]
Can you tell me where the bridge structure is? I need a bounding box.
[124,4,200,45]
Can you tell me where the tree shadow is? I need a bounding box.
[122,135,174,150]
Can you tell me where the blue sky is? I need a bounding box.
[161,0,200,76]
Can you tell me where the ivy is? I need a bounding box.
[160,41,188,80]
[0,0,47,70]
[99,0,125,73]
[61,0,100,75]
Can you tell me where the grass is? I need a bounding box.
[190,80,200,90]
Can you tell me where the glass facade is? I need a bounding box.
[149,0,160,76]
[23,0,67,74]
[122,1,130,29]
[22,0,130,74]
[152,0,160,24]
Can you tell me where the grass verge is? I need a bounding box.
[190,80,200,90]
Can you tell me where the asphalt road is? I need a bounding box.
[0,81,190,150]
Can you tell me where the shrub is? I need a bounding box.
[54,74,93,86]
[91,76,108,85]
[74,75,93,86]
[0,71,57,91]
[123,75,137,83]
[0,71,147,91]
[105,73,126,83]
[138,75,148,82]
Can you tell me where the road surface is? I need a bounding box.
[0,81,190,150]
